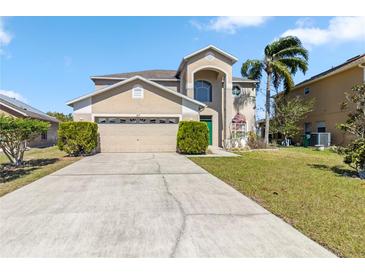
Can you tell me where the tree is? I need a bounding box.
[241,36,309,144]
[337,84,365,138]
[0,115,50,166]
[342,138,365,176]
[337,84,365,177]
[46,111,73,122]
[270,96,314,146]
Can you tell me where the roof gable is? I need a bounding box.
[0,94,58,123]
[176,45,238,77]
[67,75,206,108]
[182,45,238,63]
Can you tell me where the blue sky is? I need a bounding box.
[0,16,364,117]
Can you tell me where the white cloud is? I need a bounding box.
[191,16,270,34]
[0,17,12,46]
[0,90,27,102]
[295,17,315,28]
[282,16,365,47]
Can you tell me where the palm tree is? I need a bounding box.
[241,36,309,145]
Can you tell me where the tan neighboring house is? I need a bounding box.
[0,94,59,147]
[67,45,257,152]
[286,53,365,146]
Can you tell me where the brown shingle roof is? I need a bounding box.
[93,70,178,80]
[92,69,255,83]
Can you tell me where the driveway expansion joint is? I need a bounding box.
[50,172,207,176]
[185,212,270,218]
[162,175,186,258]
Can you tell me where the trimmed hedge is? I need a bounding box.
[58,121,98,156]
[177,121,209,154]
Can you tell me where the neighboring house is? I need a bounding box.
[67,45,257,152]
[259,54,365,146]
[288,53,365,146]
[0,94,59,147]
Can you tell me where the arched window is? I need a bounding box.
[232,85,241,97]
[194,80,212,102]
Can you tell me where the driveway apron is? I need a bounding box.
[0,153,335,257]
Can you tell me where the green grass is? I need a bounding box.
[0,146,80,197]
[190,147,365,257]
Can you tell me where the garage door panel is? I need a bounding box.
[98,124,178,152]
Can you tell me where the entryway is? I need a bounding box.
[200,116,212,145]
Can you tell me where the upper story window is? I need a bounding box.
[194,80,212,102]
[132,85,144,99]
[232,85,241,97]
[316,121,326,133]
[304,87,310,95]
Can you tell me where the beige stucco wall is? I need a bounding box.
[72,78,202,152]
[92,79,183,115]
[232,82,256,132]
[70,46,258,150]
[181,49,234,147]
[73,113,92,121]
[153,80,180,93]
[288,66,364,146]
[194,70,223,146]
[29,121,58,147]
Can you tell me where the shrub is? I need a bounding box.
[0,115,50,166]
[58,121,98,156]
[177,121,209,154]
[247,131,267,149]
[341,138,365,174]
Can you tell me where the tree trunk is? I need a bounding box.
[264,73,271,145]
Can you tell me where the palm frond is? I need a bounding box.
[271,61,294,93]
[241,59,263,89]
[278,57,308,75]
[272,70,282,91]
[266,36,303,56]
[273,46,309,61]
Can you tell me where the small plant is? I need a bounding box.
[58,121,98,156]
[340,138,365,179]
[177,121,209,154]
[247,132,267,149]
[0,115,50,166]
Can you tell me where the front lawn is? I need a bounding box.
[0,146,80,197]
[190,147,365,257]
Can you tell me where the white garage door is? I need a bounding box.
[96,116,179,152]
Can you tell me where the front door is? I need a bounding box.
[200,116,213,145]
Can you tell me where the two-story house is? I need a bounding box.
[287,53,365,146]
[67,45,257,152]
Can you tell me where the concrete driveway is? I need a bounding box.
[0,153,335,257]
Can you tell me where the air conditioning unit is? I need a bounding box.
[310,132,331,147]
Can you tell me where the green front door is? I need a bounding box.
[200,116,213,145]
